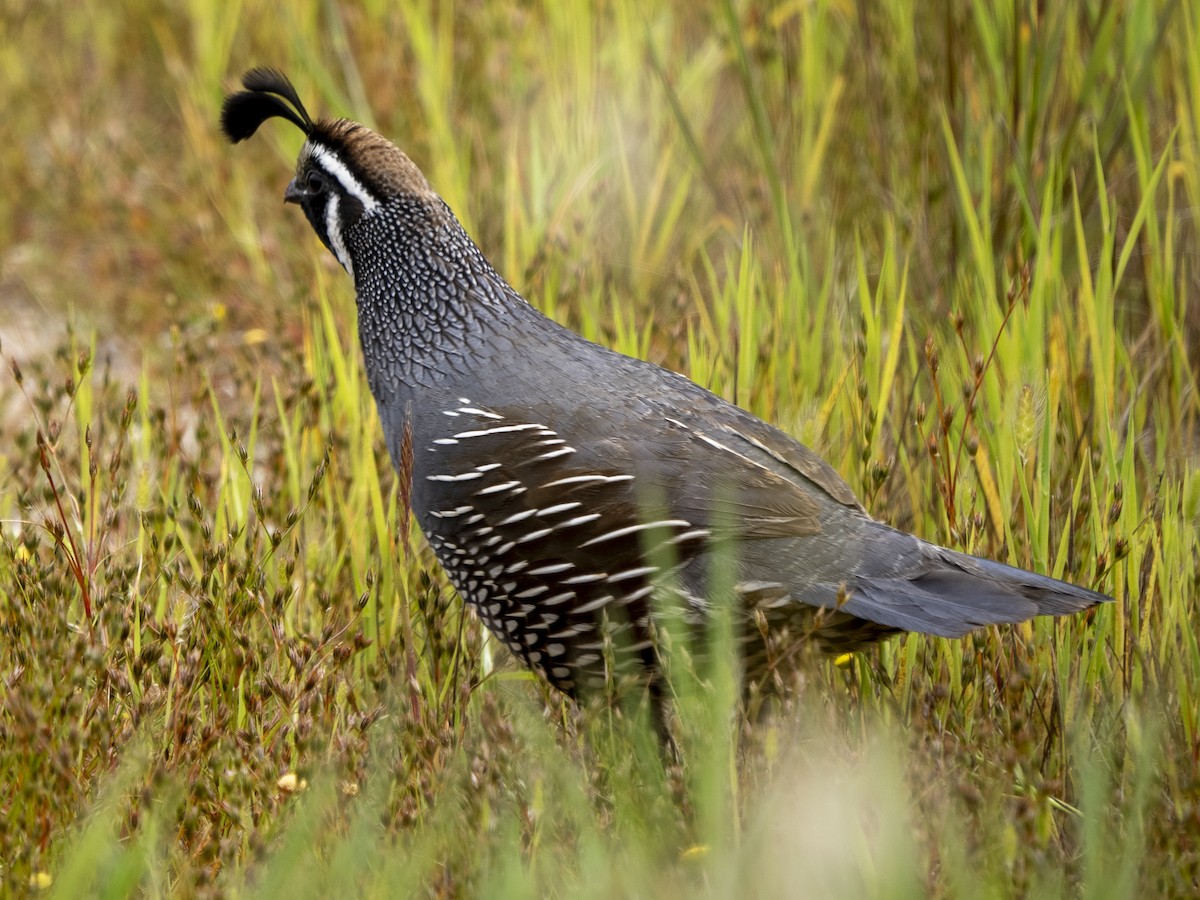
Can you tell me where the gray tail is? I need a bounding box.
[837,541,1111,639]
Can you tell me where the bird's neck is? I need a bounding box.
[345,196,528,398]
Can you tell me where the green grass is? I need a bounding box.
[2,0,1198,895]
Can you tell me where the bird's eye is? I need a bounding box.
[305,170,328,195]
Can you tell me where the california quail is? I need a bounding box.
[222,68,1108,715]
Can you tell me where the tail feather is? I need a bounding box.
[836,543,1110,638]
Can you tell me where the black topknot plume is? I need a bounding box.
[220,67,314,143]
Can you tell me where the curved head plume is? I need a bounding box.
[221,67,315,142]
[221,67,443,281]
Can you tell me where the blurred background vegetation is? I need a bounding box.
[0,0,1197,895]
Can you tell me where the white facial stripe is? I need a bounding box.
[324,192,354,280]
[308,143,379,212]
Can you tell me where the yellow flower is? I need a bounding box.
[29,872,53,890]
[277,772,308,793]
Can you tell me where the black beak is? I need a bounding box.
[284,179,305,204]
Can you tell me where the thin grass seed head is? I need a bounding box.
[1014,382,1046,464]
